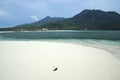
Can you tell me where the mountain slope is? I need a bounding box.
[70,9,120,30]
[34,16,65,25]
[14,16,65,29]
[0,9,120,31]
[41,9,120,30]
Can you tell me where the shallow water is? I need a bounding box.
[0,30,120,58]
[0,30,120,40]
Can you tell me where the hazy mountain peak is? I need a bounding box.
[44,16,51,19]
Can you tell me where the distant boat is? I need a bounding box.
[53,67,58,71]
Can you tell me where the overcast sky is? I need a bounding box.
[0,0,120,27]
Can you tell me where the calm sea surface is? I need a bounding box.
[0,30,120,40]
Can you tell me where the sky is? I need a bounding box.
[0,0,120,27]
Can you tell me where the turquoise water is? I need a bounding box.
[0,30,120,40]
[0,30,120,58]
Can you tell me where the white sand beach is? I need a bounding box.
[0,41,120,80]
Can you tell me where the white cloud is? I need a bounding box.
[30,15,39,21]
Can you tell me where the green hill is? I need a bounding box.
[41,9,120,30]
[0,9,120,31]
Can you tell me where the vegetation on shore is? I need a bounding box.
[0,9,120,31]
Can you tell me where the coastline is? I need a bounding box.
[0,41,120,80]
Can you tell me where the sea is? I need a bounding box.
[0,30,120,59]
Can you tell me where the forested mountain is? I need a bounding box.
[0,9,120,31]
[15,16,65,29]
[41,9,120,30]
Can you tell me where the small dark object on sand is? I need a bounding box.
[53,68,58,71]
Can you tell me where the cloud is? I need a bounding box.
[30,15,39,21]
